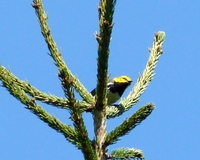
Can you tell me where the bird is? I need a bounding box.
[86,75,132,112]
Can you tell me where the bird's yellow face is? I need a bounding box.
[113,75,132,84]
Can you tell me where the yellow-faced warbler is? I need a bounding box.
[86,75,132,112]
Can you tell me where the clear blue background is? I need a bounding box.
[0,1,199,160]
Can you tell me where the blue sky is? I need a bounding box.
[0,1,200,160]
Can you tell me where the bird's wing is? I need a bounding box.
[90,88,96,96]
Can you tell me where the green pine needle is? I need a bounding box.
[105,103,154,146]
[110,148,144,160]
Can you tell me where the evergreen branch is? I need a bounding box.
[72,112,97,160]
[105,103,154,146]
[95,0,117,110]
[0,66,89,110]
[0,66,69,107]
[31,0,94,105]
[109,148,144,160]
[0,71,81,149]
[106,31,166,118]
[93,1,117,159]
[63,78,96,159]
[27,104,81,149]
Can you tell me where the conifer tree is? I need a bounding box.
[0,1,166,160]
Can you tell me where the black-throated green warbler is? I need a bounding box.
[90,75,132,105]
